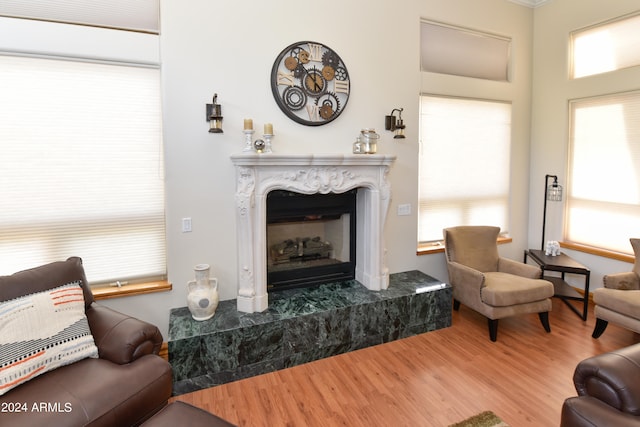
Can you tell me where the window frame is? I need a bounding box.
[570,11,640,79]
[0,15,166,285]
[565,89,640,257]
[420,19,512,82]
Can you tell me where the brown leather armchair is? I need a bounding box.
[0,257,173,427]
[561,344,640,426]
[443,226,554,341]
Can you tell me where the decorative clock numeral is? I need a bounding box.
[306,104,320,121]
[277,71,295,87]
[271,41,350,126]
[334,79,349,94]
[307,43,324,62]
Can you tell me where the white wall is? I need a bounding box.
[530,0,640,289]
[100,0,536,338]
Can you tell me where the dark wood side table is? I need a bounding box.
[524,249,590,320]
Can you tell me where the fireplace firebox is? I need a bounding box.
[266,189,357,290]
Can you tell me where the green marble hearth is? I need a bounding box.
[168,270,451,396]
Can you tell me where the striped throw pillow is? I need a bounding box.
[0,281,98,395]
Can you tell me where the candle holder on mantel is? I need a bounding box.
[263,133,273,153]
[242,119,274,153]
[243,118,255,152]
[243,129,255,152]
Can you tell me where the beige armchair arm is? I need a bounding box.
[603,271,640,290]
[498,257,541,279]
[447,261,486,289]
[446,261,488,312]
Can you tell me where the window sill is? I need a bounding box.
[560,241,634,263]
[417,236,513,256]
[92,280,172,300]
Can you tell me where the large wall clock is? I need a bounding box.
[270,41,350,126]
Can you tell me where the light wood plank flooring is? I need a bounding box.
[170,299,639,426]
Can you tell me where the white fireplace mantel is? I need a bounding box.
[231,153,396,313]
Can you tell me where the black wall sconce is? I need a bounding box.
[384,108,406,139]
[206,93,223,133]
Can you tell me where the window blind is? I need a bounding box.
[0,0,159,33]
[0,16,159,66]
[571,12,640,79]
[0,55,165,283]
[421,21,511,82]
[566,91,640,255]
[418,95,511,243]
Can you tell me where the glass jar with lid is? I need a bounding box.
[359,128,379,154]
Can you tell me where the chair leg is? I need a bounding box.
[539,312,551,333]
[453,299,461,311]
[592,318,608,338]
[488,319,498,342]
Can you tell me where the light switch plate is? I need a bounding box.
[397,204,411,216]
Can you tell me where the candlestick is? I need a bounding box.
[264,123,273,135]
[243,118,253,131]
[243,129,255,152]
[263,133,273,153]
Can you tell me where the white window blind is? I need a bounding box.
[421,21,511,82]
[0,0,159,33]
[0,16,159,66]
[567,91,640,255]
[0,55,165,283]
[418,95,511,243]
[571,12,640,79]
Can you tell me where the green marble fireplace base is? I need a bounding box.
[168,270,451,396]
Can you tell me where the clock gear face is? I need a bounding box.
[271,41,350,126]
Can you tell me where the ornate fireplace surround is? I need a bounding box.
[231,153,396,313]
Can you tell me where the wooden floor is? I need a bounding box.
[171,299,639,426]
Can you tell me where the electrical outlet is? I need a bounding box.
[397,204,411,216]
[182,217,192,233]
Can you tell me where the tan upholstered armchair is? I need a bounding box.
[592,238,640,338]
[443,226,555,341]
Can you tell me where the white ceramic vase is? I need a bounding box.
[186,264,219,321]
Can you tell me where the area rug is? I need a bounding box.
[448,410,510,427]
